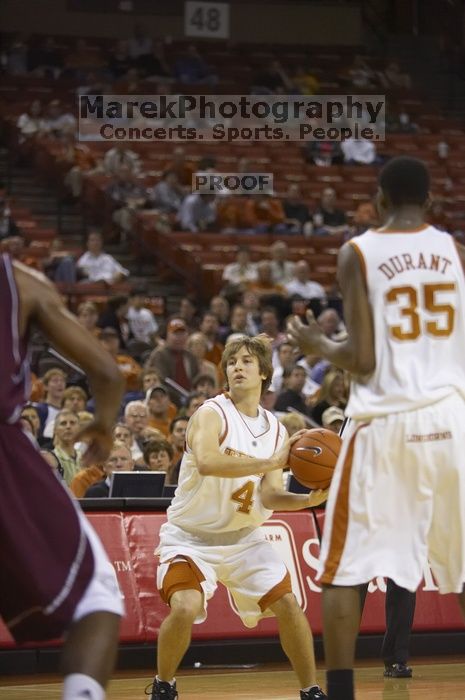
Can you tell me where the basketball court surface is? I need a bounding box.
[2,660,465,699]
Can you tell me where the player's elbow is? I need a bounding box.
[196,453,216,476]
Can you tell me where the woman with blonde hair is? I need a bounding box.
[311,367,348,426]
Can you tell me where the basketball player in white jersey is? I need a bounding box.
[287,156,465,700]
[148,335,328,700]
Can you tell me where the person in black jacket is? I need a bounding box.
[84,441,134,497]
[275,365,311,416]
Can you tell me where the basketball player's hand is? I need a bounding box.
[77,422,114,467]
[271,430,308,470]
[307,487,329,507]
[286,310,324,354]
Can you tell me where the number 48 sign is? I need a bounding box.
[184,1,230,39]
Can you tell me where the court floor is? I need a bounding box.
[1,659,465,699]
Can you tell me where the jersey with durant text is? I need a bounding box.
[347,225,465,418]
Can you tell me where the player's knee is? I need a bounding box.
[169,589,203,622]
[269,591,299,617]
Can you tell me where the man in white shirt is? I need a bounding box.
[285,260,326,301]
[127,288,159,345]
[77,230,129,285]
[222,247,257,287]
[341,137,377,165]
[178,193,216,232]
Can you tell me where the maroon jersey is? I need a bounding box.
[0,254,30,423]
[0,255,95,642]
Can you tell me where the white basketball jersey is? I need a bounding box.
[347,225,465,418]
[167,393,286,533]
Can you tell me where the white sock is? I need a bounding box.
[156,675,176,686]
[62,673,105,700]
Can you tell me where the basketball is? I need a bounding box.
[288,428,342,490]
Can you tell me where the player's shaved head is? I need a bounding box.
[379,156,430,207]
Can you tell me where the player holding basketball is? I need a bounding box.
[287,156,465,700]
[0,253,125,700]
[150,335,328,700]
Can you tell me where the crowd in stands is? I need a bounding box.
[2,30,465,501]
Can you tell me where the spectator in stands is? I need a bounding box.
[140,369,162,394]
[178,192,216,233]
[304,140,344,167]
[186,332,219,386]
[42,238,77,284]
[84,441,134,497]
[248,260,285,299]
[63,386,87,414]
[98,295,131,347]
[380,61,411,90]
[147,170,184,215]
[219,304,251,344]
[21,404,41,442]
[61,138,98,200]
[175,44,217,84]
[208,298,230,342]
[222,246,257,288]
[285,259,326,302]
[268,240,295,285]
[17,100,45,143]
[127,287,159,345]
[275,365,310,415]
[192,373,216,398]
[311,368,348,426]
[139,39,172,81]
[35,367,66,442]
[352,200,379,236]
[183,391,207,418]
[279,412,307,437]
[199,311,224,365]
[53,409,81,485]
[240,193,286,234]
[0,199,19,241]
[312,187,348,236]
[102,144,141,177]
[40,99,76,137]
[177,296,200,332]
[322,405,345,434]
[142,438,174,475]
[252,59,294,94]
[341,137,378,166]
[259,306,287,349]
[127,24,153,64]
[77,230,129,285]
[99,327,141,391]
[163,147,195,189]
[318,308,346,340]
[241,290,261,335]
[145,319,200,402]
[346,55,378,89]
[77,301,100,336]
[270,341,297,394]
[146,385,177,437]
[292,65,320,95]
[168,416,188,479]
[124,401,149,462]
[106,39,132,80]
[106,164,147,241]
[282,184,312,235]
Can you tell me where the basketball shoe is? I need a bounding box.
[146,678,178,699]
[384,663,412,678]
[300,686,328,699]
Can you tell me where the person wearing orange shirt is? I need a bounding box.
[146,386,178,437]
[99,327,142,392]
[240,194,286,233]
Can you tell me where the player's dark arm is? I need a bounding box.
[287,242,375,377]
[15,263,124,436]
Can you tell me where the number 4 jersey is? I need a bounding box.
[347,225,465,419]
[165,393,286,533]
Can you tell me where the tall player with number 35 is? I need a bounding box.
[148,335,328,700]
[288,156,465,700]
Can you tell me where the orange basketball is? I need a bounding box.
[288,428,341,490]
